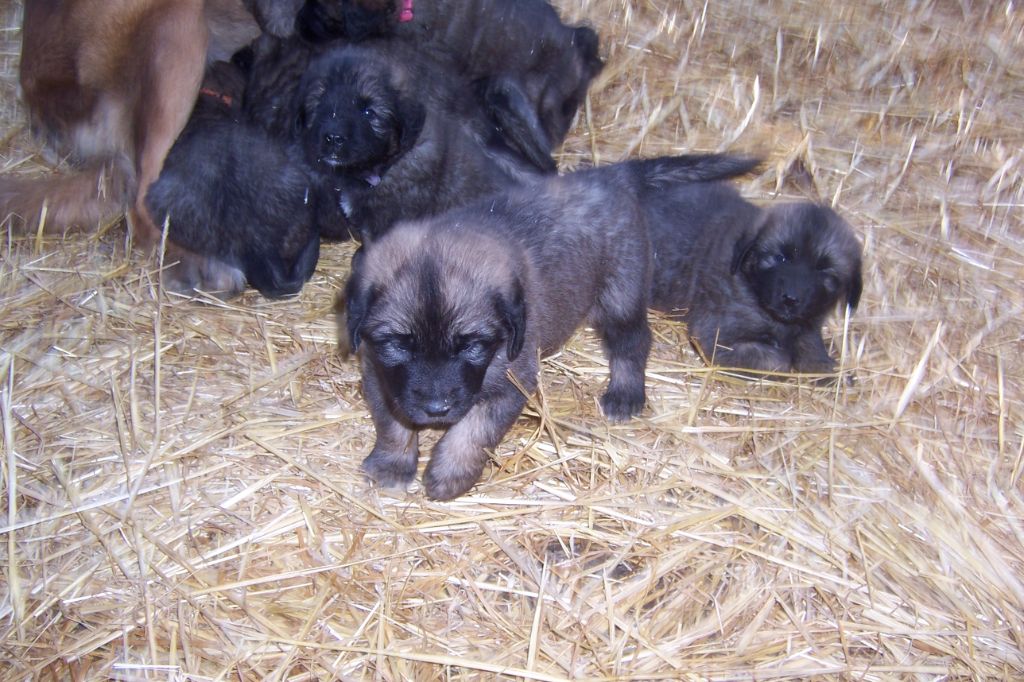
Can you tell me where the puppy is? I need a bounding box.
[1,0,311,293]
[145,61,320,299]
[647,180,863,374]
[241,0,305,37]
[343,154,758,500]
[295,0,604,172]
[292,41,544,241]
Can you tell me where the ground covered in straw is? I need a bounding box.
[1,0,1022,679]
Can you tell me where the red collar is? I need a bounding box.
[199,87,234,107]
[398,0,414,22]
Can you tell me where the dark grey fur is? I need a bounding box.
[241,0,305,37]
[343,154,757,500]
[294,41,545,241]
[647,180,863,374]
[295,0,604,171]
[146,61,319,298]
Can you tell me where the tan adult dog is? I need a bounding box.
[3,0,276,292]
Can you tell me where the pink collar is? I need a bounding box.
[399,0,414,22]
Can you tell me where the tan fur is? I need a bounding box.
[5,0,260,291]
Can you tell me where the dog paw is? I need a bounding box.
[161,247,246,298]
[600,388,645,422]
[422,455,486,501]
[361,447,418,490]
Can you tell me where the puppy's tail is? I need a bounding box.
[0,162,132,234]
[631,153,761,188]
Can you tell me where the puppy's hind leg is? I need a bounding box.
[360,356,421,491]
[595,250,651,421]
[597,311,651,421]
[423,387,529,501]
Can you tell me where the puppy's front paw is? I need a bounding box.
[162,248,246,299]
[422,448,488,501]
[361,447,418,490]
[600,387,645,422]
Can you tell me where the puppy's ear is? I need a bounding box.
[343,248,372,351]
[732,209,774,274]
[496,279,527,360]
[395,96,426,157]
[730,232,759,274]
[846,263,863,312]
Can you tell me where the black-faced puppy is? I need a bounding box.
[648,181,863,375]
[343,154,758,500]
[295,0,604,172]
[294,41,544,241]
[146,61,319,298]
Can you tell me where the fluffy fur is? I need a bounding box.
[647,180,863,374]
[1,0,312,293]
[292,41,545,241]
[295,0,604,171]
[145,61,320,299]
[342,154,758,500]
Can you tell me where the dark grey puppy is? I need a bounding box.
[343,154,757,500]
[647,180,863,374]
[146,61,319,298]
[241,0,305,37]
[294,41,545,241]
[295,0,604,172]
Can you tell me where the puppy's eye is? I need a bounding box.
[359,100,378,119]
[456,336,495,363]
[373,334,414,364]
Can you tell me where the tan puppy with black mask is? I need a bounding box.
[342,154,758,500]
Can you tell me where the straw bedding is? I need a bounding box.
[1,0,1022,679]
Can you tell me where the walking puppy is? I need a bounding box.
[647,180,863,374]
[343,154,757,500]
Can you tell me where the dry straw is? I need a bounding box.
[2,0,1023,679]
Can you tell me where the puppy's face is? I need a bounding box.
[733,203,863,324]
[297,52,424,177]
[344,230,526,427]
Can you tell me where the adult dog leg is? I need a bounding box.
[128,2,245,294]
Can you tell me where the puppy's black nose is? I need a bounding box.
[781,291,799,307]
[324,132,344,147]
[423,399,452,417]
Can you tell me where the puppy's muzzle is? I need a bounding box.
[320,133,347,168]
[770,266,816,320]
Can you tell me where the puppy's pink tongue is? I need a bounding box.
[366,173,382,187]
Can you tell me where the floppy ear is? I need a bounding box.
[343,249,372,351]
[730,232,759,274]
[496,280,527,360]
[394,96,426,158]
[846,262,863,312]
